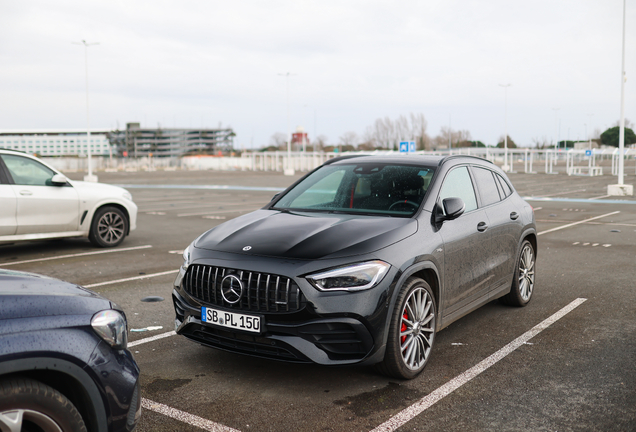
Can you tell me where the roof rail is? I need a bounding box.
[322,154,367,165]
[440,154,492,165]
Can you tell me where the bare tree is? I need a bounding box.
[613,118,634,129]
[410,113,430,150]
[314,134,329,150]
[362,113,429,150]
[339,131,359,148]
[432,127,471,149]
[269,132,287,149]
[532,136,550,149]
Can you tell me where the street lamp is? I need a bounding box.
[278,72,296,176]
[499,84,511,171]
[73,40,99,182]
[552,108,560,149]
[608,0,633,196]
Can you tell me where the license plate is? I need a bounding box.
[201,306,262,333]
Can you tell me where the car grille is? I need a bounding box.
[183,264,305,313]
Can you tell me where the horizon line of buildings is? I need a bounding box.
[0,123,235,157]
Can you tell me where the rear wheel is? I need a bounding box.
[377,277,436,379]
[501,240,535,306]
[0,377,86,432]
[89,206,128,248]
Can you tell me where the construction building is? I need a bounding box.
[107,123,235,157]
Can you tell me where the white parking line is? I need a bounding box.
[537,211,620,236]
[129,331,176,347]
[142,398,241,432]
[0,245,153,266]
[370,298,587,432]
[84,269,178,288]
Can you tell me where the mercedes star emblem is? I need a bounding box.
[220,274,244,304]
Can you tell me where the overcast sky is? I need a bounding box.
[1,0,634,148]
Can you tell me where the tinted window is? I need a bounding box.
[2,155,56,186]
[473,167,501,206]
[274,163,435,217]
[438,166,477,213]
[496,173,513,198]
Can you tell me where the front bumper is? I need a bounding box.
[174,290,375,364]
[172,252,398,365]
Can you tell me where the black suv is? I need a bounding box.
[172,155,537,379]
[0,269,141,431]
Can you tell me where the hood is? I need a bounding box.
[0,269,112,320]
[194,209,417,260]
[70,180,130,198]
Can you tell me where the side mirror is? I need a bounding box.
[50,174,69,186]
[435,197,465,223]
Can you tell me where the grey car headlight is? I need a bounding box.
[91,310,128,349]
[306,260,390,292]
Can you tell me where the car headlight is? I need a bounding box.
[91,310,128,349]
[123,191,133,201]
[306,260,390,292]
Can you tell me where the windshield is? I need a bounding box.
[273,163,435,217]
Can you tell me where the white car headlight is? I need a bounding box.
[123,191,133,201]
[91,310,128,349]
[306,260,390,292]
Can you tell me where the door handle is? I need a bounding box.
[510,212,519,220]
[19,190,33,196]
[477,222,488,232]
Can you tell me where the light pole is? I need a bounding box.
[73,40,99,182]
[448,113,452,153]
[608,0,633,195]
[552,108,560,149]
[618,0,627,186]
[499,84,511,171]
[278,72,296,175]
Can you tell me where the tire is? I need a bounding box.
[89,206,128,248]
[0,377,87,432]
[501,239,535,307]
[377,277,437,379]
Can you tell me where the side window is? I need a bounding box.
[438,166,478,213]
[496,173,513,198]
[472,166,501,207]
[2,155,56,186]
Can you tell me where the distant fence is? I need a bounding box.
[41,148,636,177]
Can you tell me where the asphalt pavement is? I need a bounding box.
[1,168,634,432]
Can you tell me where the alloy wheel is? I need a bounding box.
[400,287,435,371]
[0,409,63,432]
[518,244,535,301]
[97,211,125,245]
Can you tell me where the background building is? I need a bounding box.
[0,123,235,158]
[0,130,111,156]
[108,123,236,157]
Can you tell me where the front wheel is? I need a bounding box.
[0,377,87,432]
[377,277,437,379]
[501,239,535,307]
[89,206,128,248]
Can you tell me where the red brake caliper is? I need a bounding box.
[400,310,408,344]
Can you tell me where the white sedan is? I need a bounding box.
[0,149,137,247]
